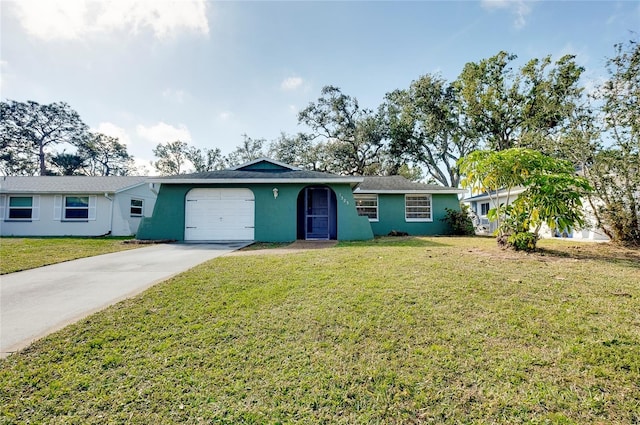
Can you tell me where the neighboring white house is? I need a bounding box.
[463,188,609,241]
[463,187,526,235]
[0,176,157,237]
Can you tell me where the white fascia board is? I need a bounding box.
[0,189,117,194]
[114,182,147,194]
[147,177,364,185]
[462,187,527,202]
[354,189,466,195]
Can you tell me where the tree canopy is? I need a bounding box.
[459,148,591,250]
[1,100,88,175]
[0,100,136,176]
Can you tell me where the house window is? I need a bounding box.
[405,194,432,221]
[130,198,144,217]
[354,194,378,221]
[8,196,33,220]
[64,196,89,220]
[480,202,490,216]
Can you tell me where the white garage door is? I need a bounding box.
[185,188,255,241]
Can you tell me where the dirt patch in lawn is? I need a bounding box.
[466,240,640,268]
[226,240,338,256]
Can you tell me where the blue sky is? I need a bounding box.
[1,1,639,174]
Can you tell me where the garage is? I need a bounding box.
[184,188,255,241]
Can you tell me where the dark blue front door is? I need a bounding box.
[305,187,331,240]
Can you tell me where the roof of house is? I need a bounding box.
[462,186,527,202]
[354,176,466,194]
[148,158,364,185]
[146,159,465,193]
[0,176,148,194]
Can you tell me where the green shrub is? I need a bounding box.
[506,232,538,251]
[441,206,475,235]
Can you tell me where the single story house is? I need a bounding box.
[463,188,526,235]
[136,158,466,242]
[0,176,157,237]
[463,188,609,241]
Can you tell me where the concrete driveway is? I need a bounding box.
[1,242,246,358]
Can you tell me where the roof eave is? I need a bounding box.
[354,189,466,194]
[147,177,364,185]
[0,189,118,194]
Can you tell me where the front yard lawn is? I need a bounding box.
[1,237,638,423]
[0,237,139,274]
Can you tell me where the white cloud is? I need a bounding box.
[481,0,532,29]
[136,122,192,144]
[11,0,209,41]
[281,76,304,91]
[92,122,132,145]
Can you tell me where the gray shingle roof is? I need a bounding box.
[0,176,148,194]
[355,176,465,193]
[152,169,350,180]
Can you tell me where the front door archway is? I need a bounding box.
[296,186,337,240]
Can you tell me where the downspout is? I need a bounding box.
[104,193,114,236]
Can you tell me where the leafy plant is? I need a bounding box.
[441,205,475,235]
[460,148,592,250]
[505,231,538,251]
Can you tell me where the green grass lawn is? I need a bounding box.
[0,237,139,274]
[1,237,639,424]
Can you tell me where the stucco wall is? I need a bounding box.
[368,193,460,236]
[1,193,112,237]
[1,185,157,237]
[110,186,157,236]
[136,183,373,242]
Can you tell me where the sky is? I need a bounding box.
[1,0,639,174]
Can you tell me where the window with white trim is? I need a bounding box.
[480,202,490,216]
[6,196,39,220]
[53,195,96,221]
[64,196,90,219]
[405,194,432,221]
[354,194,378,221]
[130,198,144,217]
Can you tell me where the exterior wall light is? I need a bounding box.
[273,188,279,199]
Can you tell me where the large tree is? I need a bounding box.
[382,74,478,187]
[298,86,387,175]
[586,39,640,245]
[0,100,88,175]
[185,146,226,172]
[267,132,315,169]
[225,134,265,167]
[455,51,584,152]
[78,132,134,176]
[49,152,86,176]
[152,140,190,175]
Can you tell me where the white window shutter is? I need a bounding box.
[88,195,97,220]
[54,195,62,220]
[32,195,40,220]
[0,195,5,220]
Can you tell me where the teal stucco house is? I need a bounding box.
[136,158,465,242]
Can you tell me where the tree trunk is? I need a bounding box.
[39,140,46,176]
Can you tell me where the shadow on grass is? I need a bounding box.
[337,236,451,248]
[537,243,640,269]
